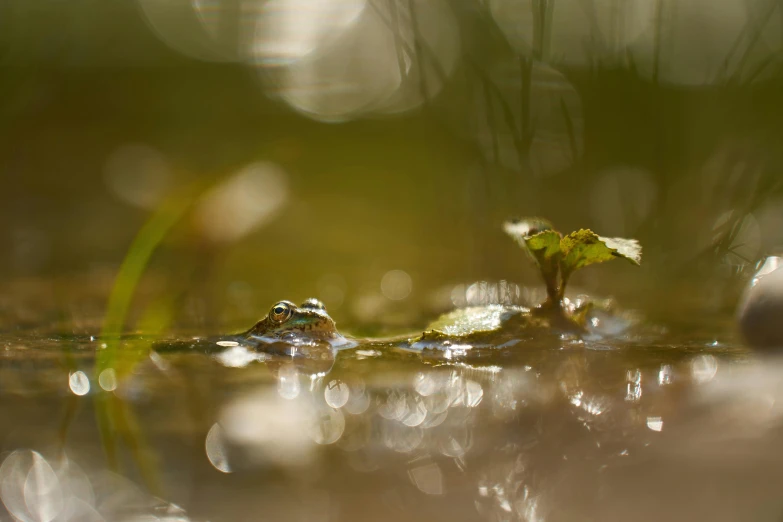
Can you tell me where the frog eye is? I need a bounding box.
[269,302,292,323]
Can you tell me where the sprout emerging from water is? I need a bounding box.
[503,218,642,310]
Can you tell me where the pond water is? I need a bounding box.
[1,301,781,522]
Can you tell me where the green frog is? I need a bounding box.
[151,298,354,359]
[243,298,355,349]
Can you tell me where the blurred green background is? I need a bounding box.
[1,0,782,334]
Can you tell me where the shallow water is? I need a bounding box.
[2,310,782,522]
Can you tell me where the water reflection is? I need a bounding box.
[0,450,194,522]
[324,379,350,409]
[97,369,118,392]
[691,354,718,384]
[213,345,268,368]
[205,423,231,473]
[219,387,318,468]
[408,459,443,495]
[1,328,780,521]
[276,362,302,399]
[209,343,702,519]
[625,369,642,402]
[646,416,663,431]
[68,371,91,396]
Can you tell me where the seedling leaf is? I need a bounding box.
[503,218,560,263]
[525,230,562,265]
[560,229,642,279]
[504,218,563,301]
[598,236,642,265]
[502,217,642,315]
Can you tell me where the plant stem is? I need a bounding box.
[557,270,571,302]
[541,267,561,308]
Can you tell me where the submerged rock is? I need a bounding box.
[737,256,783,349]
[405,297,636,353]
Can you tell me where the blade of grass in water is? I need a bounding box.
[94,187,199,491]
[98,191,196,364]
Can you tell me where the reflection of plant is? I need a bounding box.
[504,217,641,308]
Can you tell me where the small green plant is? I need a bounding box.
[503,218,642,310]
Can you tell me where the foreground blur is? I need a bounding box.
[0,326,780,522]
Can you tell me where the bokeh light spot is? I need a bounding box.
[692,355,719,384]
[646,416,664,432]
[68,371,90,396]
[317,274,347,309]
[324,379,350,409]
[408,461,444,495]
[380,269,412,300]
[98,369,117,392]
[193,161,289,244]
[205,423,232,473]
[103,144,172,209]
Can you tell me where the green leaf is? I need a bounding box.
[598,236,642,265]
[504,218,642,308]
[503,218,560,261]
[524,230,563,264]
[560,229,642,278]
[504,218,562,302]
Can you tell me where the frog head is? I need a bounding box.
[245,298,340,344]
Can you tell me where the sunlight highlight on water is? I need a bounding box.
[308,405,345,445]
[625,369,642,402]
[646,416,664,432]
[220,389,317,467]
[277,363,301,399]
[68,371,90,396]
[97,369,117,392]
[324,379,350,409]
[691,354,719,384]
[408,460,444,495]
[205,423,232,473]
[0,450,192,522]
[658,364,673,386]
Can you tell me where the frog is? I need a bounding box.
[151,298,354,358]
[242,298,355,349]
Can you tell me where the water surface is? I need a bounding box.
[2,305,781,522]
